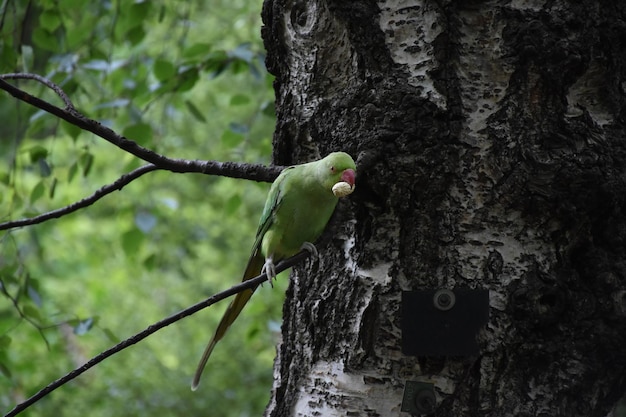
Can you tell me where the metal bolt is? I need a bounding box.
[414,387,436,413]
[401,381,437,414]
[433,289,456,311]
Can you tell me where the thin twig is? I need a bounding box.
[0,73,75,109]
[2,250,310,417]
[0,164,159,231]
[0,77,284,182]
[0,277,50,349]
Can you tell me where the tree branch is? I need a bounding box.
[2,250,310,417]
[0,73,75,109]
[0,164,160,231]
[0,277,50,349]
[0,75,284,182]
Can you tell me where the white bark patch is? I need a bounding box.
[489,290,508,312]
[377,0,446,108]
[357,262,393,286]
[342,224,357,274]
[293,360,403,416]
[506,0,547,11]
[456,7,512,151]
[282,2,319,118]
[282,1,360,120]
[430,374,458,396]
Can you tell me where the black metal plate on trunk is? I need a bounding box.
[401,289,489,356]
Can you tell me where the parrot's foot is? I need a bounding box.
[261,257,276,287]
[300,242,318,258]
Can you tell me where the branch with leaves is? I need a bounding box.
[0,164,159,230]
[2,250,310,417]
[0,71,299,413]
[0,73,284,231]
[0,73,283,180]
[1,3,284,416]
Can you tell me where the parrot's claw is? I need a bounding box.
[261,257,276,287]
[300,242,318,258]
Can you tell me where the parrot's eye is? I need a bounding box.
[330,166,336,173]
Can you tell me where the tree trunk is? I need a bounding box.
[261,1,626,416]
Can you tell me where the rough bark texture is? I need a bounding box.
[261,0,626,416]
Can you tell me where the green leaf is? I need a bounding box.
[126,26,146,46]
[0,43,18,72]
[183,42,212,61]
[0,261,19,280]
[224,194,242,215]
[0,335,11,349]
[128,2,151,22]
[123,123,153,146]
[157,4,166,22]
[102,328,120,344]
[66,17,94,49]
[229,59,248,74]
[48,178,57,199]
[0,362,12,378]
[261,101,276,118]
[184,100,207,123]
[39,9,62,32]
[11,191,23,211]
[204,50,229,75]
[177,67,199,92]
[67,161,78,182]
[153,59,175,82]
[246,324,260,340]
[59,0,85,11]
[143,253,157,270]
[62,120,82,140]
[221,129,244,147]
[115,2,150,42]
[230,94,250,106]
[122,228,144,257]
[38,0,55,7]
[32,27,58,52]
[80,152,94,177]
[28,145,48,163]
[30,181,45,205]
[22,304,42,323]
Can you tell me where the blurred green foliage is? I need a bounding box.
[0,0,285,416]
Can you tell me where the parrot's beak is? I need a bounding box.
[332,169,356,197]
[341,169,356,187]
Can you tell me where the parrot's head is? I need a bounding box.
[320,152,356,197]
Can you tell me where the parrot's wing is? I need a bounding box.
[254,166,293,239]
[241,165,292,270]
[191,166,292,390]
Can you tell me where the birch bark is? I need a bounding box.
[261,1,626,415]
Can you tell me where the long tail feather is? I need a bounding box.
[191,253,264,390]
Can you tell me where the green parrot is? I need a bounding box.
[191,151,356,390]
